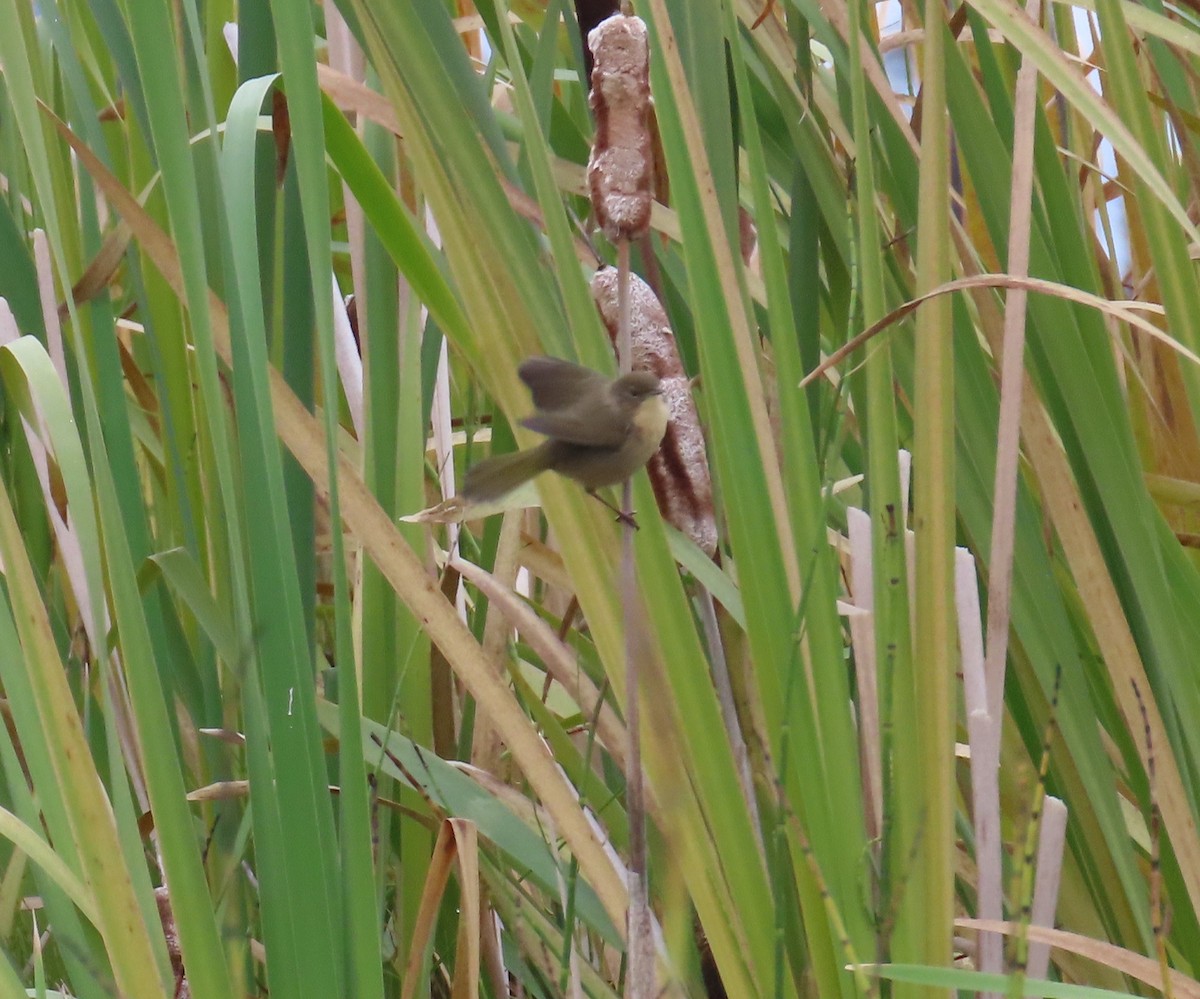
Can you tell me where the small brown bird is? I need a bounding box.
[463,356,668,524]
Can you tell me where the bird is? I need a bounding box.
[462,356,668,526]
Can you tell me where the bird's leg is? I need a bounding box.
[586,489,640,529]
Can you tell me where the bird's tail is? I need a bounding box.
[462,442,553,501]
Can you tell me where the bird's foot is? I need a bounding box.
[615,509,640,530]
[587,490,640,530]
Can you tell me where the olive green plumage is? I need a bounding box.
[463,357,668,502]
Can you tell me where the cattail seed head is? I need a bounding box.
[587,15,653,242]
[592,268,717,555]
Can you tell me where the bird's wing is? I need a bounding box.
[518,356,608,412]
[520,410,627,447]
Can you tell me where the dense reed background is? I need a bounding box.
[0,0,1198,996]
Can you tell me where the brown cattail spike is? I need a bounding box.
[592,268,717,555]
[587,15,653,242]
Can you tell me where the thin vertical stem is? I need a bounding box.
[617,236,652,997]
[908,0,956,986]
[980,2,1041,988]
